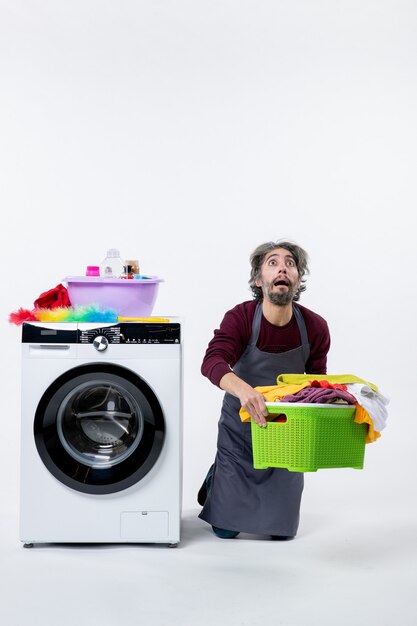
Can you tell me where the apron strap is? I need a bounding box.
[248,302,263,346]
[248,302,310,364]
[293,304,310,364]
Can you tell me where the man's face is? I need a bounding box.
[256,247,300,306]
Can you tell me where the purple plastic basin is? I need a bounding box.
[65,276,163,317]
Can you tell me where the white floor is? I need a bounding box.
[1,470,416,626]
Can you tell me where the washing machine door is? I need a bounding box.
[34,364,165,494]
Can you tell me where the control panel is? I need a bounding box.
[22,322,181,344]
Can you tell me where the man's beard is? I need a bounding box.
[263,281,299,306]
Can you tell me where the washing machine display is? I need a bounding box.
[20,321,182,546]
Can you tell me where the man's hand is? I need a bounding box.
[219,372,269,426]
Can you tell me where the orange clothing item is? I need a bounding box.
[354,403,381,443]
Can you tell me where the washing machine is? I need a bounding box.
[20,320,182,547]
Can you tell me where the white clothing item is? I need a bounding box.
[345,383,389,433]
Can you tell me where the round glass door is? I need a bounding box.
[34,364,165,494]
[57,380,143,468]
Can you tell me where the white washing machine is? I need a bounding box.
[20,320,182,547]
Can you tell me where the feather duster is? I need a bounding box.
[9,305,118,325]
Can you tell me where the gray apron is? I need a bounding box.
[199,303,310,536]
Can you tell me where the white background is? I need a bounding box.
[0,1,416,624]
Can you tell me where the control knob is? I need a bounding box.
[93,336,109,351]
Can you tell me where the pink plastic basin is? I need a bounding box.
[65,276,163,317]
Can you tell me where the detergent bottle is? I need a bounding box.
[100,249,126,278]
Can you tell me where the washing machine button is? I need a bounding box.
[93,336,109,351]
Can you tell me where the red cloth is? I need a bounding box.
[310,379,347,391]
[34,284,71,309]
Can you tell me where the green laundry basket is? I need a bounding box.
[251,403,367,472]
